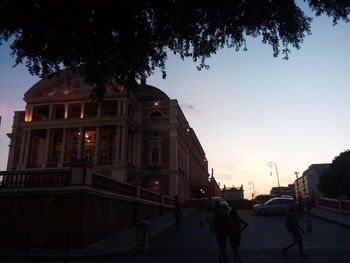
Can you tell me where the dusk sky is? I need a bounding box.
[1,11,349,198]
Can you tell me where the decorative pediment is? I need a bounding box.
[42,77,91,96]
[25,70,126,101]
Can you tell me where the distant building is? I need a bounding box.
[295,163,329,200]
[5,71,219,203]
[222,185,244,200]
[191,169,222,198]
[270,184,295,197]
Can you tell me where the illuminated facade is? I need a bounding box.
[6,71,215,203]
[295,164,329,200]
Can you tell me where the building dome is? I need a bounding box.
[24,71,92,99]
[133,84,170,102]
[24,70,169,102]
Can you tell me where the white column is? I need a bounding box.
[48,104,54,120]
[169,129,178,197]
[77,127,84,160]
[24,105,29,122]
[23,130,32,167]
[29,105,34,122]
[80,102,85,119]
[94,126,101,164]
[118,99,122,115]
[64,103,69,119]
[42,128,52,167]
[59,128,67,167]
[132,132,137,166]
[123,99,128,115]
[97,103,101,117]
[114,125,120,165]
[18,131,27,166]
[135,132,142,166]
[120,125,127,165]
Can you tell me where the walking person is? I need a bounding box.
[283,206,308,258]
[211,201,230,263]
[174,195,183,232]
[228,208,248,263]
[174,206,183,231]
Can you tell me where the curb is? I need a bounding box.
[150,208,196,242]
[0,209,196,259]
[0,247,133,260]
[307,211,350,230]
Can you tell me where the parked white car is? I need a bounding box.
[208,197,229,210]
[253,197,295,215]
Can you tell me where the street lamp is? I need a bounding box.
[248,181,256,198]
[268,161,280,187]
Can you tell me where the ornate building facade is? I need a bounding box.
[6,71,216,203]
[222,185,244,200]
[295,163,329,200]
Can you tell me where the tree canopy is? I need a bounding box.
[1,0,349,99]
[319,150,350,199]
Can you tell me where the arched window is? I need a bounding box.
[149,179,161,192]
[150,111,163,118]
[151,148,159,163]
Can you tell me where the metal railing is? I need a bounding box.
[0,169,71,188]
[317,197,350,213]
[91,173,174,206]
[0,167,175,207]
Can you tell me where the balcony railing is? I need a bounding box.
[0,162,175,207]
[0,169,71,188]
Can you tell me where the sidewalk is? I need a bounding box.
[0,208,195,259]
[308,207,350,229]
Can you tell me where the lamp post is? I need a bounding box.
[248,181,256,199]
[268,161,280,187]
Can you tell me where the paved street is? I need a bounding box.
[3,210,350,263]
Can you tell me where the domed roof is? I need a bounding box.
[133,84,170,102]
[24,70,169,102]
[24,70,92,99]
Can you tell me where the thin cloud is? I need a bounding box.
[214,173,232,181]
[181,103,199,114]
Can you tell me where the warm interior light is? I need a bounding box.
[25,108,32,122]
[154,102,159,106]
[63,89,69,95]
[64,106,68,119]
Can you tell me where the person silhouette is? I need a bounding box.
[211,203,247,263]
[174,195,183,232]
[283,205,307,258]
[211,201,230,263]
[228,208,248,263]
